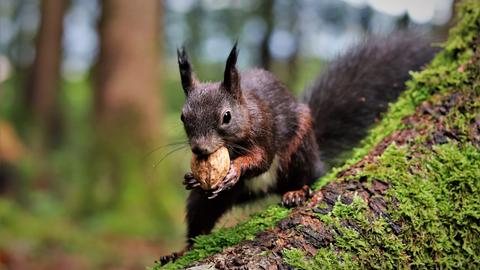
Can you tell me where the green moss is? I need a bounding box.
[284,246,359,270]
[370,142,479,268]
[331,195,367,220]
[286,141,480,269]
[311,194,408,269]
[283,248,312,269]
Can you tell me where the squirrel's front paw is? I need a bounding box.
[207,162,239,199]
[183,172,200,190]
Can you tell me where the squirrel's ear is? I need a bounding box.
[177,46,196,95]
[223,42,241,99]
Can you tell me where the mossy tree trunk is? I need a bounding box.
[155,1,480,269]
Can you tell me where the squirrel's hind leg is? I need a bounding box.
[276,129,324,208]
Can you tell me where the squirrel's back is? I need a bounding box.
[304,31,438,167]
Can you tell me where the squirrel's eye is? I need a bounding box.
[180,113,185,123]
[222,111,231,124]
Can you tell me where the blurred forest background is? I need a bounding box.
[0,0,456,269]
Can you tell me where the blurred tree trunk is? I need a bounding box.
[186,2,204,59]
[27,0,67,144]
[259,0,274,70]
[359,6,373,33]
[82,0,162,214]
[286,1,300,88]
[95,0,161,146]
[395,13,410,29]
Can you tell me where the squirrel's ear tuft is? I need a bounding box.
[177,46,196,95]
[223,42,241,99]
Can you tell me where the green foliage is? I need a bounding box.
[0,198,111,266]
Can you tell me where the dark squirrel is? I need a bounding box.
[160,31,438,264]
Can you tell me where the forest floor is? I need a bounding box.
[1,233,165,270]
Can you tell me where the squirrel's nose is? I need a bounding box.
[191,136,216,156]
[191,145,212,156]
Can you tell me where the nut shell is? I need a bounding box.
[191,146,230,190]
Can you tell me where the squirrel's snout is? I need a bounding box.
[190,138,217,156]
[191,145,212,156]
[190,135,223,156]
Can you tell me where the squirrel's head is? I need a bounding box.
[177,43,248,156]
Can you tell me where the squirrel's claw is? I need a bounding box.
[183,172,200,190]
[157,247,188,266]
[207,191,219,199]
[281,185,313,208]
[157,245,190,266]
[207,162,239,199]
[157,252,178,265]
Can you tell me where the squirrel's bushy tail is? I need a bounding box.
[303,31,438,167]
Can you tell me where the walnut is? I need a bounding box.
[191,146,230,190]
